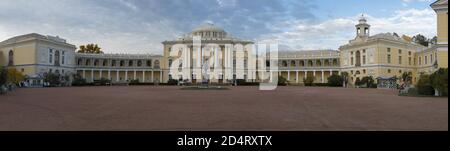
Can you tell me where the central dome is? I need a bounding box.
[192,23,225,33]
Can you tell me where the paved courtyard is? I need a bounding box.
[0,86,447,131]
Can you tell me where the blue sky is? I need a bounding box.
[0,0,437,54]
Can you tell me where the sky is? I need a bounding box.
[0,0,438,54]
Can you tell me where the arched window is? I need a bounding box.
[85,59,91,66]
[154,60,160,68]
[316,60,322,66]
[77,59,82,65]
[146,60,152,67]
[111,60,116,66]
[324,60,330,66]
[308,60,313,67]
[8,50,13,66]
[299,60,305,67]
[128,60,133,66]
[103,59,108,66]
[290,60,296,67]
[54,50,60,66]
[355,51,361,67]
[137,60,142,67]
[120,60,125,67]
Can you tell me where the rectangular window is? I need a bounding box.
[351,57,354,65]
[425,56,428,64]
[430,54,433,63]
[399,49,402,54]
[387,54,391,64]
[399,56,402,65]
[387,48,391,53]
[408,57,412,65]
[363,55,366,64]
[49,49,53,63]
[62,51,65,65]
[408,51,411,55]
[419,57,422,65]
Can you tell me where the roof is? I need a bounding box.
[0,33,75,48]
[192,23,226,33]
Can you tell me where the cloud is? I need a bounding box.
[258,8,436,50]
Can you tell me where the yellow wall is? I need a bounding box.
[437,11,448,43]
[0,41,37,66]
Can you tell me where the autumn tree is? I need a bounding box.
[78,44,103,54]
[7,68,25,85]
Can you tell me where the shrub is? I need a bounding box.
[129,79,139,85]
[43,72,61,87]
[72,74,87,86]
[278,76,287,86]
[99,78,111,85]
[327,74,343,87]
[0,67,7,86]
[303,76,314,86]
[430,68,448,96]
[417,74,435,95]
[360,76,376,88]
[167,79,179,85]
[354,77,361,87]
[313,83,329,87]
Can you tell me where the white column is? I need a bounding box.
[159,70,163,82]
[304,71,307,78]
[116,70,119,82]
[108,70,111,80]
[125,70,128,81]
[99,70,102,79]
[313,70,316,83]
[151,71,154,82]
[296,71,299,83]
[330,69,333,75]
[287,71,290,81]
[91,70,94,82]
[82,70,86,79]
[133,70,136,80]
[269,71,273,82]
[142,71,145,82]
[321,70,324,83]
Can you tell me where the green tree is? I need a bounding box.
[430,68,448,96]
[278,76,287,86]
[72,74,87,86]
[412,34,429,47]
[303,76,314,86]
[341,72,349,87]
[7,68,25,85]
[360,76,375,88]
[417,74,434,95]
[354,77,361,87]
[0,67,7,86]
[327,74,343,87]
[44,72,61,87]
[78,44,103,54]
[401,71,413,86]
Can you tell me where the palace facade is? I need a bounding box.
[0,0,447,87]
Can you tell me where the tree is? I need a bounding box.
[417,74,435,95]
[0,67,7,86]
[327,74,343,87]
[354,77,361,87]
[303,76,314,86]
[7,68,25,85]
[72,74,87,86]
[78,44,103,54]
[430,68,448,96]
[430,36,438,45]
[360,76,375,88]
[401,71,413,86]
[44,72,61,87]
[278,76,287,86]
[341,72,349,87]
[412,34,429,47]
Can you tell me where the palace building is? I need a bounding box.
[0,0,447,87]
